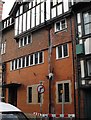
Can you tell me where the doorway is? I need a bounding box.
[84,89,91,119]
[8,87,17,106]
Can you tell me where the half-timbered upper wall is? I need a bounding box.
[15,0,74,36]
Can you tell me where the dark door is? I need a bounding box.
[84,89,91,119]
[8,87,17,106]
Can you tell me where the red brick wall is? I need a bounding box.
[2,16,76,114]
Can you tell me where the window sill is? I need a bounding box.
[57,101,71,104]
[55,28,67,34]
[56,56,69,60]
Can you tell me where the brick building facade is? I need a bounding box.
[0,0,4,100]
[1,0,78,118]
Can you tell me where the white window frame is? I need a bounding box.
[17,58,22,69]
[27,84,43,104]
[87,60,91,76]
[19,34,32,48]
[80,60,85,78]
[83,11,91,35]
[4,21,6,28]
[1,42,6,55]
[56,80,71,104]
[27,86,32,103]
[17,59,19,69]
[10,51,44,71]
[56,44,69,59]
[55,19,67,32]
[13,60,16,70]
[10,61,13,71]
[39,51,44,64]
[34,52,39,65]
[30,54,34,66]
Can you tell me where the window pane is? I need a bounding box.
[22,57,25,67]
[87,60,91,76]
[64,83,69,102]
[20,38,23,47]
[3,42,6,54]
[26,56,29,67]
[77,13,81,24]
[4,21,6,28]
[15,59,17,69]
[78,25,82,38]
[63,44,68,57]
[83,12,91,35]
[16,10,19,17]
[56,22,60,31]
[58,45,62,58]
[23,3,29,12]
[30,54,33,65]
[28,87,32,103]
[12,61,14,70]
[58,84,63,102]
[39,52,43,63]
[28,35,31,43]
[84,12,91,24]
[24,36,27,45]
[84,13,89,23]
[61,20,66,30]
[84,23,91,35]
[35,53,38,64]
[19,58,21,68]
